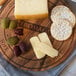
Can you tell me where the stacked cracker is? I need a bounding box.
[50,5,76,41]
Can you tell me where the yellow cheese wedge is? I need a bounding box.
[38,32,53,47]
[30,37,45,59]
[14,0,48,20]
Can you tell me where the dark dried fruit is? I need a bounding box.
[7,36,19,45]
[14,28,23,35]
[13,46,22,57]
[1,18,10,29]
[19,41,27,53]
[9,20,17,29]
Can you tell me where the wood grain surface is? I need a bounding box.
[0,0,76,71]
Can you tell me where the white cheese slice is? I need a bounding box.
[39,42,58,58]
[30,36,58,59]
[30,37,45,59]
[38,32,53,47]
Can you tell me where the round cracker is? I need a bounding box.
[50,19,72,41]
[0,0,6,6]
[51,5,76,27]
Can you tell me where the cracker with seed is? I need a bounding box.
[50,19,72,41]
[51,5,76,27]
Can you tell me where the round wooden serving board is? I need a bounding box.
[0,0,76,71]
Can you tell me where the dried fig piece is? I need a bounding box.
[19,41,27,53]
[14,28,23,35]
[13,46,22,57]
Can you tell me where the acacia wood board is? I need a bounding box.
[0,0,76,71]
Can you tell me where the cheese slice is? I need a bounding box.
[38,32,53,47]
[14,0,48,20]
[39,42,58,58]
[30,37,45,59]
[30,36,58,59]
